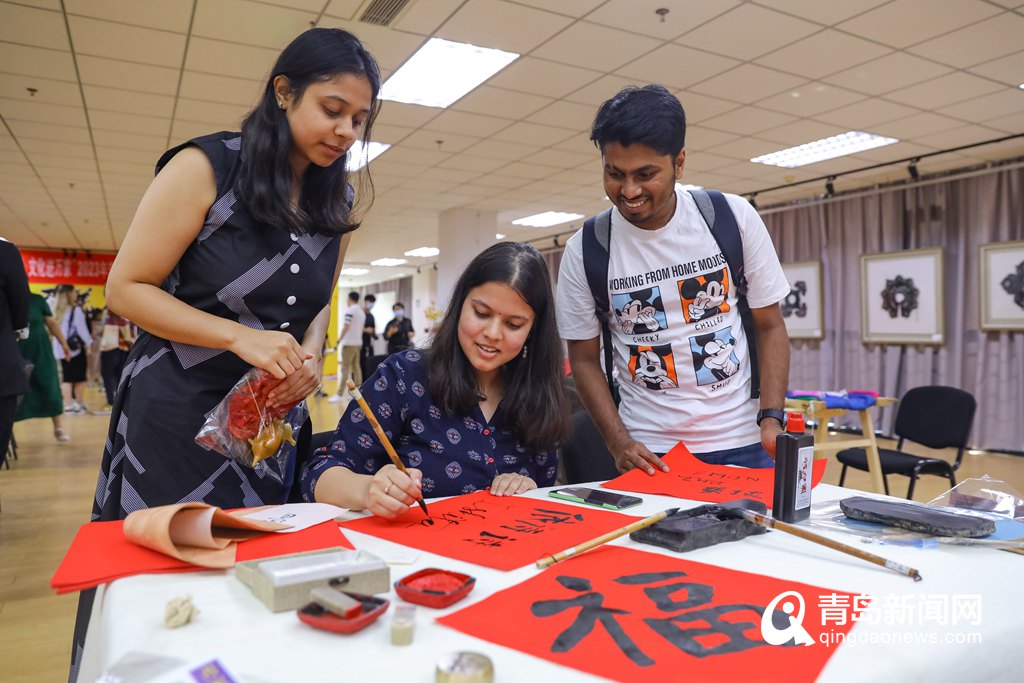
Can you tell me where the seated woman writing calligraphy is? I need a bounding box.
[301,242,569,519]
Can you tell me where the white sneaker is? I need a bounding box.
[54,428,70,442]
[326,393,345,404]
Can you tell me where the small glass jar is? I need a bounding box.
[391,603,416,645]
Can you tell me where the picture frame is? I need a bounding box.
[780,260,824,340]
[860,248,944,345]
[980,240,1024,331]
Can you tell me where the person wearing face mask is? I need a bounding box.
[384,302,415,353]
[301,243,569,519]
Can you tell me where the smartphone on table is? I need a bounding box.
[548,487,643,510]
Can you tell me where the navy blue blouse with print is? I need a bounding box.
[300,349,559,501]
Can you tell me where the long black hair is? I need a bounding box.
[238,28,382,236]
[427,242,569,451]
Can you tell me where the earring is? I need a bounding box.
[520,345,528,360]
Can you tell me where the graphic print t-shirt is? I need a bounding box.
[556,189,790,453]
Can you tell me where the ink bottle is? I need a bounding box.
[391,603,416,646]
[772,412,814,523]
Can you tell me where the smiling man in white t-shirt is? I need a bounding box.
[556,85,791,474]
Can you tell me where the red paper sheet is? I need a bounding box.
[439,546,865,683]
[51,519,353,594]
[602,441,827,508]
[340,491,641,571]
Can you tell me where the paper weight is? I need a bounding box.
[435,652,493,683]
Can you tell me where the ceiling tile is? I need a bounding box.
[400,129,479,154]
[83,85,174,118]
[0,97,86,126]
[368,123,415,145]
[520,148,594,169]
[374,101,441,129]
[684,126,740,152]
[870,112,965,140]
[489,162,561,180]
[423,110,513,138]
[173,98,248,127]
[837,0,1001,48]
[64,0,194,32]
[674,91,742,124]
[882,72,1006,111]
[184,36,280,80]
[436,153,507,173]
[7,119,91,144]
[179,71,262,107]
[982,110,1024,134]
[436,0,573,54]
[450,85,553,120]
[491,121,576,147]
[698,107,797,137]
[0,3,68,50]
[169,120,215,144]
[824,53,952,96]
[0,73,79,106]
[512,0,605,18]
[676,4,820,60]
[759,30,892,79]
[191,0,315,49]
[530,21,662,72]
[68,15,186,68]
[751,0,890,25]
[487,57,602,98]
[757,82,866,116]
[937,88,1024,123]
[19,136,93,158]
[588,0,740,40]
[91,129,165,154]
[967,50,1024,87]
[76,55,180,96]
[463,139,542,161]
[390,0,464,35]
[564,75,647,107]
[912,123,1009,150]
[616,44,740,90]
[814,98,919,129]
[322,0,362,20]
[908,13,1024,68]
[690,64,807,104]
[0,42,77,81]
[524,100,595,130]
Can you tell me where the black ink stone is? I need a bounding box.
[839,496,995,538]
[630,500,768,553]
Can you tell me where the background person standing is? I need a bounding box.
[384,301,415,354]
[329,291,365,402]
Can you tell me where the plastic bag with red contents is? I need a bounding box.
[195,367,309,484]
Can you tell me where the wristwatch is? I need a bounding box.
[756,408,786,427]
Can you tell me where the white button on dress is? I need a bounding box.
[286,295,296,305]
[290,263,300,274]
[280,322,290,330]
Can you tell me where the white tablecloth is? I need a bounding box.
[78,484,1019,683]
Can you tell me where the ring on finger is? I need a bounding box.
[383,483,392,496]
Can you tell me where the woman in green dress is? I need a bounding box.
[16,293,72,441]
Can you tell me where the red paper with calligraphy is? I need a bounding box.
[439,546,865,683]
[602,442,827,508]
[20,248,116,285]
[339,491,641,571]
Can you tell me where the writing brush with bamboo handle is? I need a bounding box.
[346,380,430,520]
[537,508,679,569]
[737,508,922,581]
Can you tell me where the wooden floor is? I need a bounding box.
[1,384,1020,682]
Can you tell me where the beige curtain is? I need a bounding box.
[762,160,1024,453]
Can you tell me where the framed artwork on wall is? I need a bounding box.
[980,240,1024,331]
[860,248,944,345]
[780,260,824,340]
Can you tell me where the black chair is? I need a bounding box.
[560,410,620,484]
[837,385,977,499]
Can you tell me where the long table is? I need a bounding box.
[77,483,1018,683]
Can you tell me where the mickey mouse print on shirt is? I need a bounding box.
[677,268,731,324]
[688,328,741,387]
[611,287,667,338]
[627,343,678,390]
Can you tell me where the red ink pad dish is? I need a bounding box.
[297,593,389,634]
[395,568,476,608]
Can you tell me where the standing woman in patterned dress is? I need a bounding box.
[69,29,382,680]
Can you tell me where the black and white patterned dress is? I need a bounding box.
[91,132,342,521]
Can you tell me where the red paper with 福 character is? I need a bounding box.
[439,546,866,683]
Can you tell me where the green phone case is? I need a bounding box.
[548,490,630,510]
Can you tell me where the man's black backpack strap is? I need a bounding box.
[689,189,760,399]
[581,208,616,399]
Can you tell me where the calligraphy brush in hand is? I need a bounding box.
[346,379,430,520]
[536,508,678,569]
